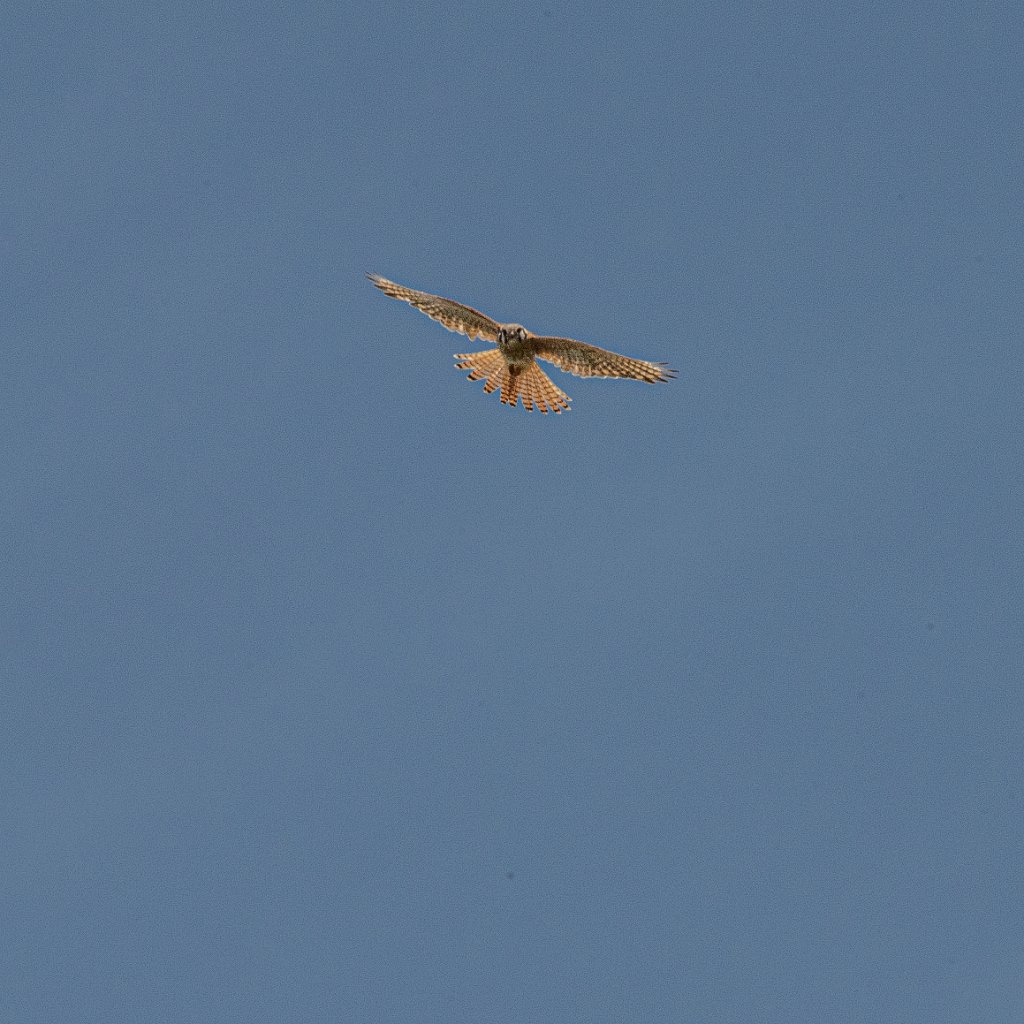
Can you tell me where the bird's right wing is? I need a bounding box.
[367,274,501,343]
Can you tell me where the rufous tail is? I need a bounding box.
[453,351,571,413]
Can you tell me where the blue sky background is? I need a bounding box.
[3,2,1023,1020]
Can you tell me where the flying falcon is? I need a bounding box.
[367,273,676,413]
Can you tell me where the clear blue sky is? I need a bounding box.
[4,2,1023,1021]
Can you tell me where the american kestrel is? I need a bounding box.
[367,273,676,413]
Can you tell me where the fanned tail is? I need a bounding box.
[453,352,571,414]
[517,361,572,413]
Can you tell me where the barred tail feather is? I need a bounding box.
[519,362,571,414]
[453,352,571,413]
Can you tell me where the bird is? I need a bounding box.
[367,273,676,413]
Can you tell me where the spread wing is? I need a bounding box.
[528,336,676,383]
[367,274,501,344]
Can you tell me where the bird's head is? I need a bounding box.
[498,324,529,346]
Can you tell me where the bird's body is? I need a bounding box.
[367,273,676,413]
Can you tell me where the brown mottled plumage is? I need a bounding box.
[367,273,676,413]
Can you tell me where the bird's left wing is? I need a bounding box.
[529,336,676,383]
[367,274,501,344]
